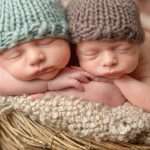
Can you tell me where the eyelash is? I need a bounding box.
[116,47,130,52]
[86,52,98,55]
[8,51,22,59]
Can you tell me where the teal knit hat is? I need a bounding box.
[0,0,68,51]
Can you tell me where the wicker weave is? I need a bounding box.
[0,111,150,150]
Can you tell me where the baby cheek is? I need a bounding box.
[81,61,98,75]
[128,62,139,73]
[51,60,67,72]
[58,54,70,68]
[54,49,70,68]
[121,59,138,74]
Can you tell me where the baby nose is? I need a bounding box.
[28,49,46,66]
[103,58,117,67]
[102,52,117,67]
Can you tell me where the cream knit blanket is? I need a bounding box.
[0,94,150,144]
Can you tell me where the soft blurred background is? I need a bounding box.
[134,0,150,32]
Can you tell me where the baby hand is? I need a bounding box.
[48,67,94,91]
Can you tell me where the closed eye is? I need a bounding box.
[1,47,23,59]
[7,51,23,59]
[81,49,99,56]
[115,46,132,53]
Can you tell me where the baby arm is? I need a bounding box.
[31,67,94,99]
[114,75,150,111]
[0,67,92,96]
[0,68,48,95]
[47,80,126,107]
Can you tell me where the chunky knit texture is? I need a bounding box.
[0,0,68,51]
[67,0,144,43]
[1,94,150,144]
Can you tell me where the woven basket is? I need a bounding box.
[0,110,150,150]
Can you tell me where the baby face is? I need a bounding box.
[0,38,70,80]
[77,40,140,79]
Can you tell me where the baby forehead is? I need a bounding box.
[8,38,55,49]
[77,40,134,48]
[0,38,52,54]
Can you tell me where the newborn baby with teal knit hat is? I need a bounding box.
[0,0,93,97]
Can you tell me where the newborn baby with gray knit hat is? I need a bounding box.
[0,0,93,97]
[57,0,150,111]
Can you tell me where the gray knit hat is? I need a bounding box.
[0,0,68,51]
[67,0,144,44]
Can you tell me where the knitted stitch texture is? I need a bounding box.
[66,0,144,43]
[0,0,68,51]
[1,94,150,144]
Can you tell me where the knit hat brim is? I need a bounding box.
[0,22,68,50]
